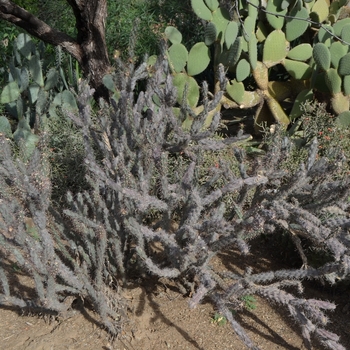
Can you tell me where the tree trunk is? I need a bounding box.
[0,0,111,101]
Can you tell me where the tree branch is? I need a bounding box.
[65,0,109,66]
[0,0,83,63]
[0,0,111,100]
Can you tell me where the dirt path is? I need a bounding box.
[0,290,307,350]
[0,239,349,350]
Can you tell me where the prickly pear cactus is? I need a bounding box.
[162,0,350,130]
[0,33,80,155]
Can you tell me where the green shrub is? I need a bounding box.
[107,0,202,60]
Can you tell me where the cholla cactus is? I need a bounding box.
[0,44,349,350]
[0,133,125,334]
[67,51,349,349]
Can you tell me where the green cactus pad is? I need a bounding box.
[313,71,330,93]
[13,118,30,142]
[187,42,210,76]
[338,53,350,76]
[341,24,350,45]
[0,116,13,138]
[9,63,21,85]
[328,0,340,16]
[36,89,48,115]
[204,0,219,11]
[336,110,350,127]
[287,44,313,61]
[205,22,217,46]
[333,18,350,37]
[172,73,200,108]
[13,118,39,160]
[165,26,183,45]
[222,91,261,109]
[285,7,309,42]
[51,90,78,113]
[191,0,212,21]
[339,0,349,7]
[328,14,337,24]
[236,58,251,82]
[13,47,22,66]
[19,68,29,93]
[241,37,248,53]
[181,115,194,131]
[311,0,329,23]
[227,37,242,67]
[211,7,230,44]
[248,0,259,19]
[329,42,348,69]
[167,43,188,73]
[16,33,35,60]
[243,16,255,42]
[248,36,258,70]
[4,101,18,119]
[313,43,331,71]
[289,89,313,119]
[282,0,295,10]
[225,21,238,49]
[226,79,245,104]
[44,68,60,91]
[263,30,289,68]
[62,90,78,111]
[343,75,350,96]
[240,90,261,108]
[29,54,44,87]
[102,74,117,92]
[283,59,313,80]
[0,81,20,104]
[256,20,269,42]
[266,0,287,29]
[218,50,230,67]
[28,85,40,104]
[317,25,333,47]
[331,92,349,114]
[326,68,342,94]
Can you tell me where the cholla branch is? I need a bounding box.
[0,135,124,333]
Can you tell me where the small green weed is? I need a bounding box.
[211,296,256,326]
[12,263,21,272]
[240,295,257,311]
[211,313,227,326]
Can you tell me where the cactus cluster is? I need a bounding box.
[312,22,350,123]
[162,0,350,130]
[164,23,217,128]
[0,33,79,157]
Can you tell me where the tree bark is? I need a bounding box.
[0,0,111,101]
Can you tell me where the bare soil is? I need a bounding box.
[0,238,349,350]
